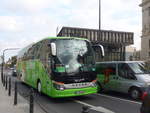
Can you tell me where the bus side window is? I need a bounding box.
[45,43,51,66]
[23,52,28,60]
[34,42,42,59]
[39,41,48,64]
[27,46,35,59]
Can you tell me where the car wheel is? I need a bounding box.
[130,87,141,100]
[37,81,42,93]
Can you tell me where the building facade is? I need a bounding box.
[125,46,136,61]
[57,27,134,62]
[125,46,141,61]
[140,0,150,60]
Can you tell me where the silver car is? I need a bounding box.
[96,61,150,99]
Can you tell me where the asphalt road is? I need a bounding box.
[4,70,142,113]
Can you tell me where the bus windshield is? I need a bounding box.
[54,39,95,73]
[128,62,149,74]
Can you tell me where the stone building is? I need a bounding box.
[125,46,141,61]
[140,0,150,60]
[125,46,136,61]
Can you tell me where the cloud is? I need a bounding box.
[0,14,59,52]
[0,0,72,15]
[1,0,53,14]
[0,0,142,61]
[0,16,23,32]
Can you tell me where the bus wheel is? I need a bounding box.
[37,81,42,93]
[129,87,141,100]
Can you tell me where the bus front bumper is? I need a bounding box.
[50,86,98,98]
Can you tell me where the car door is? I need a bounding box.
[102,63,120,91]
[117,63,136,93]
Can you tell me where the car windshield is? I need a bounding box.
[54,39,95,73]
[128,62,149,74]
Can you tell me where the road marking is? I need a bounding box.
[95,93,142,105]
[74,100,115,113]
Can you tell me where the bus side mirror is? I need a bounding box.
[99,45,105,58]
[92,44,105,58]
[50,43,56,56]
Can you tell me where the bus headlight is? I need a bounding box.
[53,81,65,90]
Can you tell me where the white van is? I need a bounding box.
[96,61,150,99]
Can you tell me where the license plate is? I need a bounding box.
[75,91,85,94]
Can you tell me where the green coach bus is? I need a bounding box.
[17,37,104,98]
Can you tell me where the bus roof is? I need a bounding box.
[40,37,89,42]
[96,61,144,64]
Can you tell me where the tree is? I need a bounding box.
[6,56,17,68]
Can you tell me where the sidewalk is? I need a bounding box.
[0,78,44,113]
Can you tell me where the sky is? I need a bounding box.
[0,0,142,62]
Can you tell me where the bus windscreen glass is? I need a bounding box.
[54,39,95,73]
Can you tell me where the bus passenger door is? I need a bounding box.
[45,55,52,94]
[39,40,52,94]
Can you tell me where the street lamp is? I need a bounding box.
[1,48,20,83]
[98,0,101,40]
[99,0,101,30]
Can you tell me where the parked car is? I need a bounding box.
[140,87,150,113]
[96,61,150,100]
[12,68,17,76]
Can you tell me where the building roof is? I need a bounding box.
[57,26,134,47]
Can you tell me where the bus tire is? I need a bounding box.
[37,81,42,94]
[129,87,141,100]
